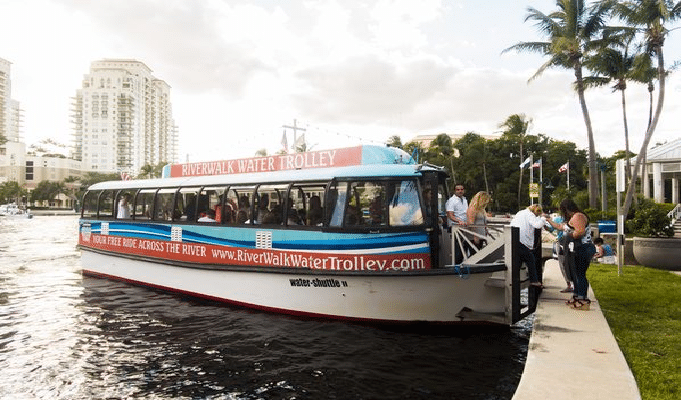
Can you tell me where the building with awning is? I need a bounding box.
[636,138,681,204]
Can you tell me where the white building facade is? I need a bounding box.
[72,59,178,175]
[637,139,681,204]
[0,57,26,184]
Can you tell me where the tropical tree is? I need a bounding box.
[499,114,532,207]
[30,181,65,205]
[386,135,403,149]
[138,162,167,179]
[628,51,659,195]
[0,181,27,204]
[583,41,636,184]
[450,133,488,192]
[427,133,457,180]
[504,0,614,208]
[611,0,681,217]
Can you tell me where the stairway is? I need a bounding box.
[674,218,681,238]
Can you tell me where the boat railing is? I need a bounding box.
[445,224,539,325]
[448,222,507,266]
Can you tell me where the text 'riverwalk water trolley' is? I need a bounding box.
[78,145,537,325]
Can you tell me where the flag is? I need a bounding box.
[532,159,542,169]
[559,162,569,173]
[281,130,288,152]
[519,156,531,169]
[294,132,305,149]
[120,172,131,181]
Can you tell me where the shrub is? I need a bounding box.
[626,201,674,237]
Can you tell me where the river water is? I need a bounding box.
[0,215,531,399]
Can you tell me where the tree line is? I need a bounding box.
[504,0,680,219]
[0,162,167,208]
[386,114,637,215]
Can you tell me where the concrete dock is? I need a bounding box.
[513,259,641,400]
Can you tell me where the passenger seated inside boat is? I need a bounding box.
[308,195,323,226]
[198,209,216,223]
[256,194,270,224]
[261,204,281,224]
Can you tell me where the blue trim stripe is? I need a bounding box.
[83,221,430,255]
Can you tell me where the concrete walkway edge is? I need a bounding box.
[512,259,641,400]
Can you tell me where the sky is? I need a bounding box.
[1,0,680,163]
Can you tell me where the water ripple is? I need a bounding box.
[0,215,529,399]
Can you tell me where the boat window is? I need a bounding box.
[229,186,256,224]
[133,189,156,220]
[115,189,135,219]
[330,179,424,228]
[346,182,385,227]
[254,184,289,225]
[81,190,100,218]
[288,183,327,227]
[197,186,226,223]
[155,189,176,221]
[388,180,423,226]
[176,187,200,222]
[98,190,115,218]
[328,182,348,228]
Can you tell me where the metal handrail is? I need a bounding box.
[667,203,681,224]
[450,223,506,264]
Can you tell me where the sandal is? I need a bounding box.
[530,282,544,289]
[571,298,591,311]
[565,296,578,306]
[560,287,573,293]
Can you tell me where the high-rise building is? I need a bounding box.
[72,59,178,175]
[0,57,26,184]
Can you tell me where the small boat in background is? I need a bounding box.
[0,204,33,219]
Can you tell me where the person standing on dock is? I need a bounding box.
[546,199,595,310]
[510,204,546,288]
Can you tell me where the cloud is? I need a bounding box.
[294,55,457,124]
[56,0,275,96]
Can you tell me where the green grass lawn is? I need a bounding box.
[588,264,681,400]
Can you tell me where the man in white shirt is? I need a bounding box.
[510,204,547,287]
[445,184,469,264]
[445,184,468,227]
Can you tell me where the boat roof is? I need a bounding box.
[87,163,441,191]
[164,145,414,178]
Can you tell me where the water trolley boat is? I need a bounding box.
[78,145,537,325]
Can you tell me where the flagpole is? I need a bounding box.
[529,155,534,205]
[539,158,543,207]
[567,161,570,192]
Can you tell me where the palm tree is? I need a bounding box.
[499,114,532,208]
[629,51,658,196]
[138,164,155,179]
[428,133,456,183]
[611,0,681,217]
[583,43,636,184]
[504,0,613,208]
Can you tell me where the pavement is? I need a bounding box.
[512,259,641,400]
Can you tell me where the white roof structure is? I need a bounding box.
[645,138,681,161]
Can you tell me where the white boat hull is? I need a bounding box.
[81,249,511,324]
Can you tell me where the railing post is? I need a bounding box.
[504,225,521,324]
